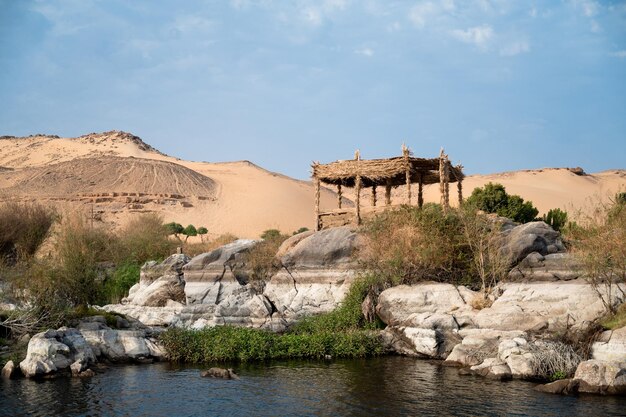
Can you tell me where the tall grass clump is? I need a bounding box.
[244,230,290,281]
[0,202,55,264]
[528,341,582,381]
[568,195,626,314]
[359,204,472,286]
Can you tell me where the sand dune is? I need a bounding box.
[0,131,623,237]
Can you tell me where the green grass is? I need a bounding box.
[160,326,383,363]
[600,303,626,330]
[99,261,141,305]
[160,274,386,363]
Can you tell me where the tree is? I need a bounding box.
[165,222,184,239]
[466,182,538,223]
[182,224,197,242]
[197,226,208,242]
[260,229,282,241]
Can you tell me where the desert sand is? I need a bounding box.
[0,131,623,238]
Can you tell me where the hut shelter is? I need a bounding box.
[312,145,464,230]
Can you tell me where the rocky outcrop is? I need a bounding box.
[2,360,17,379]
[508,252,582,282]
[592,327,626,362]
[573,360,626,395]
[105,228,362,330]
[265,227,361,323]
[19,317,164,378]
[501,221,566,264]
[124,254,190,307]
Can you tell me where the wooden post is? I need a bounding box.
[371,185,377,207]
[385,180,392,206]
[418,172,424,208]
[355,150,361,225]
[444,158,450,209]
[457,178,463,206]
[314,176,321,231]
[403,144,411,205]
[337,184,342,209]
[439,149,446,210]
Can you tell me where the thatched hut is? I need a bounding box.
[312,145,464,230]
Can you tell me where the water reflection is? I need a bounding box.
[1,357,625,417]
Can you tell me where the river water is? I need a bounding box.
[1,357,624,416]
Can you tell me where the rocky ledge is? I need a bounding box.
[6,316,164,379]
[105,226,361,331]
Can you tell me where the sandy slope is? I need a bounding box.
[0,131,623,237]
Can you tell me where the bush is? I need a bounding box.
[99,261,140,304]
[359,204,472,286]
[293,227,309,235]
[182,224,197,241]
[116,214,176,264]
[466,183,538,223]
[245,231,289,281]
[543,208,568,232]
[569,198,626,314]
[0,202,55,264]
[165,222,184,237]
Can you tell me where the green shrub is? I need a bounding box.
[466,183,538,223]
[543,208,568,232]
[292,227,309,235]
[260,229,282,240]
[359,204,472,286]
[99,261,141,304]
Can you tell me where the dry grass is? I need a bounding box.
[184,233,238,257]
[528,340,582,380]
[0,202,56,264]
[116,213,177,264]
[469,293,494,310]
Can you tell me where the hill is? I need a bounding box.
[0,131,623,237]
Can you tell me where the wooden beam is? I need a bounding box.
[457,178,463,206]
[355,175,362,225]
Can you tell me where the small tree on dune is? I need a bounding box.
[197,226,208,242]
[182,224,198,242]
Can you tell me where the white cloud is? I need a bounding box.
[450,25,494,49]
[300,0,351,26]
[590,19,601,33]
[500,40,530,56]
[610,50,626,58]
[387,21,401,32]
[355,47,374,57]
[408,1,454,29]
[529,6,537,18]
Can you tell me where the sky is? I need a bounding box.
[1,0,625,179]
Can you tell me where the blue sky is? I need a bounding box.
[1,0,625,179]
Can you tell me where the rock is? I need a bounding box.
[183,240,258,305]
[474,279,622,332]
[444,329,526,367]
[501,221,565,264]
[19,324,165,378]
[19,328,96,378]
[103,304,185,327]
[77,369,95,378]
[534,379,579,395]
[376,283,475,328]
[470,358,512,380]
[201,367,238,379]
[2,360,17,379]
[124,254,190,307]
[275,230,316,258]
[508,252,582,282]
[573,360,626,395]
[592,327,626,362]
[264,227,361,324]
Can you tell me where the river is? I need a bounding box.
[1,357,624,416]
